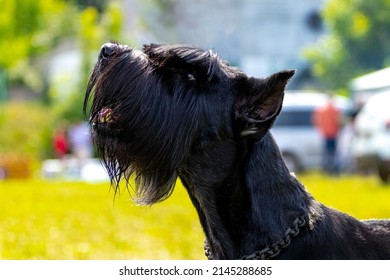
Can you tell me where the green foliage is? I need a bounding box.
[0,174,389,259]
[0,101,56,158]
[0,0,125,121]
[0,0,78,91]
[0,0,77,66]
[305,0,390,90]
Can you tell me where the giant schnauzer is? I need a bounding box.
[84,42,390,259]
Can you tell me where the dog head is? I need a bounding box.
[84,42,294,204]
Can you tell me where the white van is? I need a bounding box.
[351,91,390,183]
[271,92,351,172]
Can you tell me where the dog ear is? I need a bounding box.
[235,70,295,138]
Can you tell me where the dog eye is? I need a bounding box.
[186,73,196,81]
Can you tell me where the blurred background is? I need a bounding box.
[0,0,389,260]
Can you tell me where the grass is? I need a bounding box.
[0,179,204,260]
[0,173,389,260]
[299,172,390,219]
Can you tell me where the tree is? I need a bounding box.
[0,0,78,91]
[305,0,390,91]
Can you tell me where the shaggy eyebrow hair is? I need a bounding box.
[143,44,224,82]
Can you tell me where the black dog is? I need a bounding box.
[84,42,390,259]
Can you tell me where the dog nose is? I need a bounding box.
[100,43,116,59]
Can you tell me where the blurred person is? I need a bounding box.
[68,121,93,159]
[52,123,69,159]
[312,95,341,174]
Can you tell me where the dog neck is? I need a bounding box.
[179,132,317,259]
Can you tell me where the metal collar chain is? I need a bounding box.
[204,239,212,259]
[204,215,307,260]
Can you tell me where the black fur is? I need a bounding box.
[84,42,390,259]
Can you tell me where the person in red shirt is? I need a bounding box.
[312,96,341,174]
[53,124,69,159]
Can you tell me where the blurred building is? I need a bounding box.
[124,0,327,89]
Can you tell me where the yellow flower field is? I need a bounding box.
[0,173,389,260]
